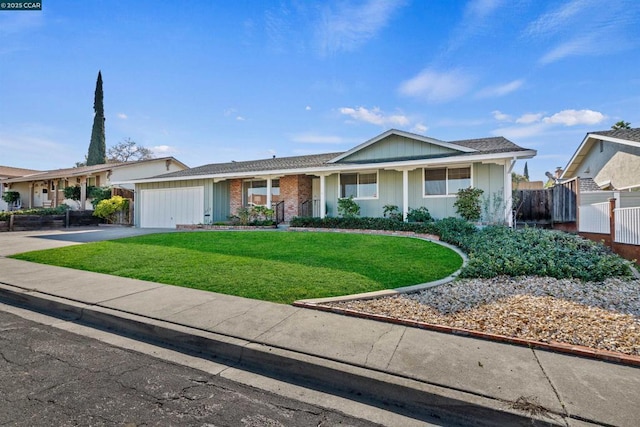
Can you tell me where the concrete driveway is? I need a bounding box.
[0,226,174,256]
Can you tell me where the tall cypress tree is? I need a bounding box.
[87,71,106,165]
[523,162,529,181]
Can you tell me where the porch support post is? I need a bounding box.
[266,177,272,208]
[80,177,87,211]
[53,180,58,207]
[320,174,327,219]
[505,158,516,227]
[28,183,34,209]
[402,169,409,222]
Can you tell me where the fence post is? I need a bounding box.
[609,198,616,245]
[9,214,14,232]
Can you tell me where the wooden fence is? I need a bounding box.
[514,178,577,225]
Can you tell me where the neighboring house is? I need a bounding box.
[0,157,188,211]
[121,129,536,228]
[561,127,640,191]
[0,166,41,211]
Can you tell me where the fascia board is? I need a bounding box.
[115,150,536,185]
[561,134,592,179]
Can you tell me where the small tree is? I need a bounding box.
[454,187,484,222]
[337,196,360,218]
[2,190,20,205]
[611,120,631,130]
[108,138,154,163]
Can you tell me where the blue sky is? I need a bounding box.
[1,0,639,181]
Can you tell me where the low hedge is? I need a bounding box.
[290,216,633,281]
[0,205,68,221]
[457,226,632,281]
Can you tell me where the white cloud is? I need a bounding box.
[524,0,585,39]
[492,123,549,140]
[492,110,511,121]
[445,0,504,54]
[152,145,178,154]
[339,106,409,127]
[236,116,246,121]
[316,0,406,56]
[516,113,544,124]
[117,113,128,120]
[525,1,638,65]
[398,68,474,103]
[290,132,345,144]
[411,123,428,134]
[538,35,598,65]
[542,109,605,126]
[305,106,311,111]
[476,79,524,98]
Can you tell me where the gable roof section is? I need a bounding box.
[561,127,640,179]
[0,166,41,178]
[146,153,343,180]
[1,157,187,184]
[328,129,476,163]
[124,130,535,184]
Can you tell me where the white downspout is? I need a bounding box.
[403,169,409,221]
[505,158,516,227]
[320,174,326,218]
[266,177,272,208]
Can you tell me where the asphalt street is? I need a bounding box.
[0,308,382,427]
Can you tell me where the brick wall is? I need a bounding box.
[229,179,243,216]
[279,175,312,222]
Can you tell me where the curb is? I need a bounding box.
[293,302,640,368]
[0,282,565,426]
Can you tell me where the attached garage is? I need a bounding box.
[139,186,204,228]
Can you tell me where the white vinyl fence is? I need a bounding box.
[579,202,610,234]
[615,206,640,245]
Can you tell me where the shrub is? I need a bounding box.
[0,205,68,221]
[458,226,632,281]
[454,187,484,222]
[93,196,128,223]
[228,205,275,226]
[407,206,433,223]
[383,204,402,221]
[2,190,20,204]
[88,187,112,208]
[337,196,360,218]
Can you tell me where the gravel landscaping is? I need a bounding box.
[324,276,640,356]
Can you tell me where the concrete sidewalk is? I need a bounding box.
[0,229,638,426]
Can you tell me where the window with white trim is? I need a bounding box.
[243,179,280,206]
[424,167,471,196]
[340,172,378,199]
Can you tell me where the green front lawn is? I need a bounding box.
[10,231,462,304]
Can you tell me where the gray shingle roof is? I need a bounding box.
[590,127,640,143]
[450,136,529,154]
[579,177,603,192]
[154,152,343,179]
[148,133,532,180]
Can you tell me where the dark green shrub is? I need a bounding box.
[454,187,484,222]
[407,206,433,223]
[383,204,403,221]
[2,190,20,204]
[458,226,632,281]
[337,196,360,218]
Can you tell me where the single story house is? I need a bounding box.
[121,129,536,228]
[560,127,640,191]
[0,166,41,211]
[1,157,188,211]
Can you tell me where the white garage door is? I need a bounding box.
[140,187,204,228]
